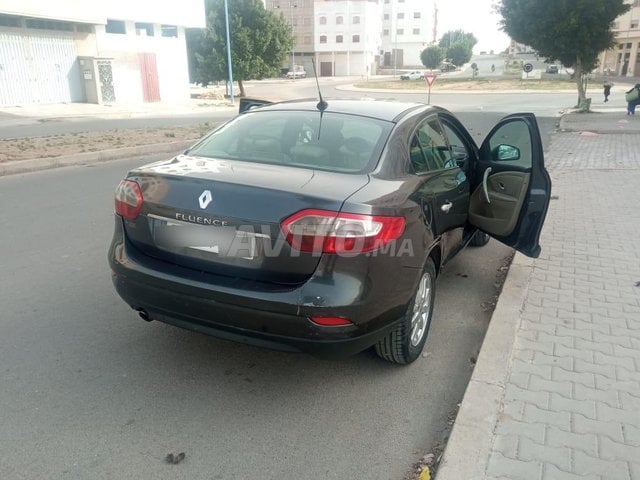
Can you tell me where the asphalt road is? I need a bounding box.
[0,67,570,140]
[0,155,511,480]
[0,112,555,479]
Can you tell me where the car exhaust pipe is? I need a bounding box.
[136,308,153,322]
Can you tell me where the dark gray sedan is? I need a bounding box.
[109,99,551,364]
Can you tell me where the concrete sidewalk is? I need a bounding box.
[436,113,640,479]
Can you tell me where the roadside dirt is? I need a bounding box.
[355,77,580,91]
[0,123,218,162]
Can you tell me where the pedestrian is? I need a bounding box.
[603,81,613,102]
[625,83,640,115]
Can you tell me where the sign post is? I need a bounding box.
[523,62,533,80]
[424,73,437,104]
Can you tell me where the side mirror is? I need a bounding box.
[493,144,520,161]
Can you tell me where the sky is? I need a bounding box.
[435,0,511,54]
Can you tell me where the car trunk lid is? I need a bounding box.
[122,155,369,284]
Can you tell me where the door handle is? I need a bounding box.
[482,167,492,203]
[440,201,453,213]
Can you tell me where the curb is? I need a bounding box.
[0,139,195,176]
[435,252,534,480]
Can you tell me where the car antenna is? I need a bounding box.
[311,58,328,112]
[311,58,328,140]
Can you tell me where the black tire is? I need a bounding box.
[375,258,436,364]
[470,230,490,247]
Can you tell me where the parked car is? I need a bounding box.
[440,61,457,72]
[109,99,551,364]
[286,65,307,79]
[545,65,559,74]
[400,70,424,81]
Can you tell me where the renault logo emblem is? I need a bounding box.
[198,190,213,209]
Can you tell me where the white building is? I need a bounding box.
[0,0,205,106]
[314,0,382,76]
[380,0,432,68]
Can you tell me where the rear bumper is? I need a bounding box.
[108,219,413,358]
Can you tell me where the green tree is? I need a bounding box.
[437,30,477,67]
[438,30,478,52]
[497,0,630,104]
[447,42,474,67]
[420,45,445,69]
[187,0,293,97]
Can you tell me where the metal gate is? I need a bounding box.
[97,60,116,103]
[320,61,332,77]
[0,30,81,106]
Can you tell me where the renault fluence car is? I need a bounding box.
[109,99,550,364]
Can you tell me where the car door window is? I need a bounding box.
[409,118,451,174]
[486,121,532,168]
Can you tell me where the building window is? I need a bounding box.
[384,13,389,20]
[632,21,639,29]
[0,15,21,27]
[26,18,74,31]
[336,16,343,25]
[352,34,360,43]
[336,35,343,43]
[161,24,178,37]
[413,28,420,35]
[105,19,126,34]
[383,29,389,36]
[414,12,421,19]
[135,22,154,36]
[320,35,327,44]
[397,13,404,19]
[353,16,360,24]
[319,16,326,25]
[396,28,404,35]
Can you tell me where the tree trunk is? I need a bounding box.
[574,57,585,106]
[238,80,246,98]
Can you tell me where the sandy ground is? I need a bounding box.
[0,123,218,162]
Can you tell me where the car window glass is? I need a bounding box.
[488,120,532,167]
[188,111,392,174]
[409,118,453,174]
[442,122,470,169]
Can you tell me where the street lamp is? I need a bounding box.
[223,0,234,104]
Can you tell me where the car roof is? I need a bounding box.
[252,99,431,123]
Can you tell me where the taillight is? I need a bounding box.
[280,209,405,254]
[114,180,143,220]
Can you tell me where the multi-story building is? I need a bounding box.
[380,0,432,69]
[599,0,640,76]
[266,0,433,76]
[0,0,204,106]
[270,0,315,73]
[314,0,382,76]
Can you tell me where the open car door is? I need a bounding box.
[469,113,551,258]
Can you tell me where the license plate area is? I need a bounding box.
[148,214,262,262]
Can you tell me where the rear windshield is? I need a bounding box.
[188,110,393,173]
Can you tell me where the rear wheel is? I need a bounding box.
[470,230,490,247]
[375,258,436,364]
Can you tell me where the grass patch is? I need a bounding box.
[354,76,578,91]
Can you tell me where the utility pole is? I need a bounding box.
[432,3,438,44]
[223,0,234,104]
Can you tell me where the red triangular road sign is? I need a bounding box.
[424,74,437,87]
